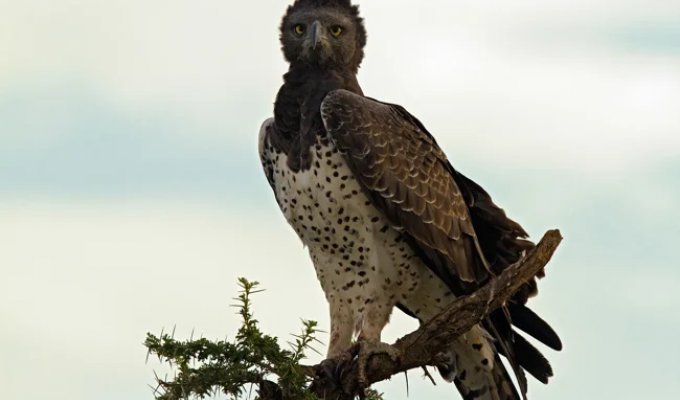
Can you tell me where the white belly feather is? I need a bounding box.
[259,119,454,327]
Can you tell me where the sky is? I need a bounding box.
[1,0,679,399]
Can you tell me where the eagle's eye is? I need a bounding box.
[330,26,343,38]
[294,24,306,36]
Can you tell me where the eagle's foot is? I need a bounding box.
[354,340,400,389]
[315,346,359,393]
[315,342,399,393]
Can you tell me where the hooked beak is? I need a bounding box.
[310,20,322,50]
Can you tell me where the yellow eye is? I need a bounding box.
[294,24,305,36]
[330,26,343,37]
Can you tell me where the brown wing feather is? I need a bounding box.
[321,89,488,285]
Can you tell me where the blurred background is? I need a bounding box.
[1,0,679,399]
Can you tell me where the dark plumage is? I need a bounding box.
[259,1,561,399]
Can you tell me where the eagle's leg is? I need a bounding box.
[316,304,356,390]
[353,303,400,388]
[327,302,354,358]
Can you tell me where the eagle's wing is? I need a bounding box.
[320,89,561,390]
[320,89,490,288]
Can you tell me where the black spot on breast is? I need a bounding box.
[343,280,356,290]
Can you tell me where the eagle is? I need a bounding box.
[258,1,562,398]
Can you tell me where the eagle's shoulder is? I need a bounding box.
[321,88,357,106]
[258,117,275,156]
[321,89,391,121]
[258,117,277,192]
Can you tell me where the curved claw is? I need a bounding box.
[315,346,359,394]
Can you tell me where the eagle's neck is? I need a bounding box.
[273,65,362,172]
[285,64,361,92]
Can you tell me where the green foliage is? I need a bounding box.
[145,278,323,400]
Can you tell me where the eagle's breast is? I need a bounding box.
[259,119,424,324]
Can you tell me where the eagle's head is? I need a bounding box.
[280,0,367,72]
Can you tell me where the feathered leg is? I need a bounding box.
[439,325,520,400]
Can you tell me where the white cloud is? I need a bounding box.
[2,0,679,172]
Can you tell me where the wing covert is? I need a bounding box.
[320,89,489,286]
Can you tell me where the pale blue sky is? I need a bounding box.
[1,1,679,399]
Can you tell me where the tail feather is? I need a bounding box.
[508,304,563,351]
[485,316,528,399]
[513,334,553,384]
[489,354,521,400]
[486,306,557,385]
[489,311,555,385]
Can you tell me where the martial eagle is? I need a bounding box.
[258,1,562,398]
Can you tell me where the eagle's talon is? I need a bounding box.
[316,347,357,392]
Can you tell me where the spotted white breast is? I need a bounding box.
[258,118,469,353]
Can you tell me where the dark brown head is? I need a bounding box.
[280,0,367,72]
